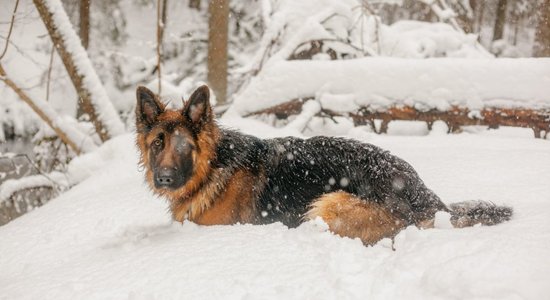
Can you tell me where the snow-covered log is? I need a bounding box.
[0,64,97,154]
[235,58,550,138]
[246,99,550,138]
[232,58,550,114]
[33,0,125,142]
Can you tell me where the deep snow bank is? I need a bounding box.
[231,58,550,115]
[1,122,550,299]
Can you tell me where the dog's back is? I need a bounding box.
[215,129,448,228]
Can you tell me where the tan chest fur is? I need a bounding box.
[171,169,260,225]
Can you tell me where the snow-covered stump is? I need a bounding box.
[33,0,125,142]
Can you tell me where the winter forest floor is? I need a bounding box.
[1,118,549,300]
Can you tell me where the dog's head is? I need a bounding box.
[135,85,218,197]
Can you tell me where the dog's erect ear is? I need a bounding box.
[183,85,212,130]
[136,86,164,129]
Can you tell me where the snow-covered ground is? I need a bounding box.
[1,118,549,300]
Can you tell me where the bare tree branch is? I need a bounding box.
[0,0,20,61]
[45,45,55,101]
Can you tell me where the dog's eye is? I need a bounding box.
[153,138,162,148]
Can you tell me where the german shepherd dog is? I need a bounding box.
[135,85,512,245]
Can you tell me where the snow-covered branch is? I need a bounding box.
[0,63,97,155]
[33,0,125,142]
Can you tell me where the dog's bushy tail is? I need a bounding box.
[449,200,513,228]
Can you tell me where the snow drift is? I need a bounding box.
[1,121,549,299]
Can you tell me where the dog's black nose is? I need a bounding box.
[155,168,177,187]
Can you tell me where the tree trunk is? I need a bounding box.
[534,0,550,57]
[475,0,485,32]
[33,0,125,142]
[493,0,508,41]
[76,0,90,118]
[189,0,200,10]
[156,0,167,95]
[161,0,167,41]
[207,0,229,104]
[79,0,89,49]
[512,12,521,46]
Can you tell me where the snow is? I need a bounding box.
[433,211,453,229]
[0,131,125,204]
[319,93,359,112]
[381,20,491,58]
[230,58,550,115]
[1,119,549,299]
[285,100,321,132]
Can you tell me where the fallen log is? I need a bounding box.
[246,99,550,138]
